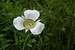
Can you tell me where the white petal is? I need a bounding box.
[24,10,40,21]
[30,21,45,35]
[13,16,25,30]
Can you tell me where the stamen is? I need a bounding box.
[23,19,36,30]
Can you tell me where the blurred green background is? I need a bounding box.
[0,0,74,50]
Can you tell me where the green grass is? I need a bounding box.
[0,0,74,50]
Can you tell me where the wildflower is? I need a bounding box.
[13,10,45,35]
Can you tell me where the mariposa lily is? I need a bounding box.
[13,10,45,35]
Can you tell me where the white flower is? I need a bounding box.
[13,10,45,35]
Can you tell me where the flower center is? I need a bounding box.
[23,19,36,30]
